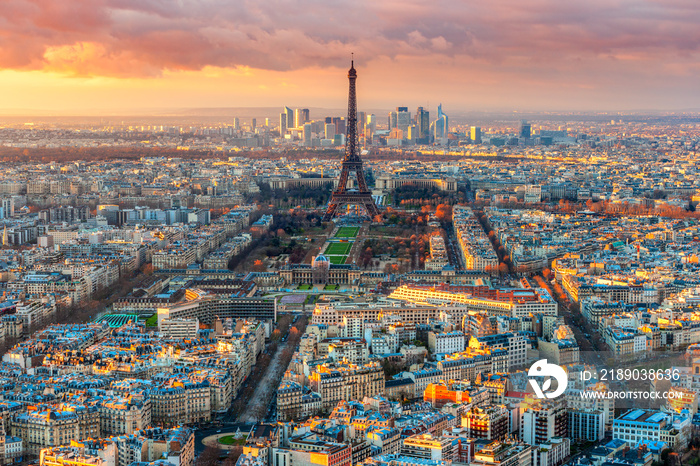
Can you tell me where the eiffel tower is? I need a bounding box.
[322,60,380,222]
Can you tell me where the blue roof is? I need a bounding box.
[605,439,627,449]
[623,409,646,421]
[634,440,667,453]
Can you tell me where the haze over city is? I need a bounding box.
[2,0,700,114]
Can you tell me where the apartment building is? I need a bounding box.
[428,331,466,355]
[461,405,509,441]
[99,397,151,436]
[309,362,385,411]
[11,405,100,456]
[520,398,567,447]
[277,380,302,422]
[149,380,211,427]
[470,440,532,466]
[401,433,454,462]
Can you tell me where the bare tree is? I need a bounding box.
[223,447,244,466]
[196,446,222,466]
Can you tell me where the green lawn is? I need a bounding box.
[325,242,352,255]
[145,314,158,327]
[326,255,348,265]
[218,436,246,446]
[335,227,359,238]
[298,284,311,291]
[324,284,339,291]
[98,314,139,328]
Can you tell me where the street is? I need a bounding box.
[238,340,289,423]
[194,422,255,454]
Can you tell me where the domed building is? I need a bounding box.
[311,254,331,284]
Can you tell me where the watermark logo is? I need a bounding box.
[528,359,567,399]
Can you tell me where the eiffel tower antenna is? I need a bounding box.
[323,59,380,222]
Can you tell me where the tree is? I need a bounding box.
[252,259,266,272]
[435,204,453,222]
[498,263,509,275]
[196,447,221,466]
[542,268,551,279]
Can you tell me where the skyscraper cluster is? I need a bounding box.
[385,104,449,144]
[276,102,454,148]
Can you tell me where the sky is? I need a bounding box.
[1,0,700,114]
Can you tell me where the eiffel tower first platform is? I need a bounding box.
[322,60,380,222]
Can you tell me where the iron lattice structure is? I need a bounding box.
[322,61,380,221]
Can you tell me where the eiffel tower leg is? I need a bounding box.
[323,203,339,222]
[365,202,380,219]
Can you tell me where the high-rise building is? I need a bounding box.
[332,117,346,135]
[407,125,417,142]
[295,108,310,128]
[232,117,240,130]
[251,118,256,131]
[520,120,531,139]
[471,126,482,143]
[366,114,376,133]
[438,103,448,133]
[357,111,366,137]
[325,123,336,140]
[416,107,430,143]
[284,106,294,130]
[388,128,403,141]
[431,104,449,140]
[303,123,312,146]
[279,112,287,135]
[396,107,410,135]
[431,118,445,140]
[365,114,376,144]
[388,111,398,130]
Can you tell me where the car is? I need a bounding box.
[216,430,222,433]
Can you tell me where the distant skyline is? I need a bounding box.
[2,0,700,114]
